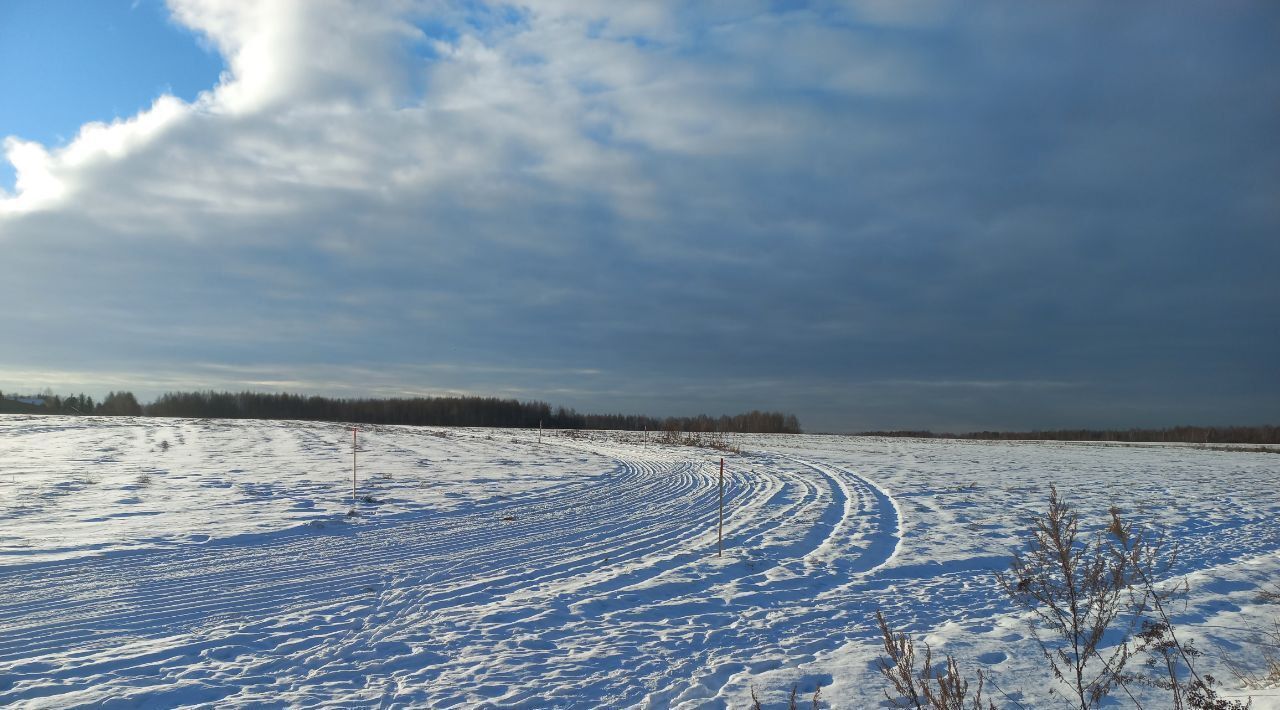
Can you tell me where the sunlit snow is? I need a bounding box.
[1,417,1277,707]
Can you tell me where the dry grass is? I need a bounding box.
[658,429,743,454]
[1226,588,1280,692]
[873,610,995,710]
[750,682,822,709]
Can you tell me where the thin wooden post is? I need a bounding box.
[538,419,542,444]
[718,457,725,557]
[352,427,357,502]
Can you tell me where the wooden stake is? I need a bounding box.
[538,419,542,444]
[352,427,357,502]
[718,457,725,557]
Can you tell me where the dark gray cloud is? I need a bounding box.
[1,0,1276,431]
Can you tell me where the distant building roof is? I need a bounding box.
[8,397,44,406]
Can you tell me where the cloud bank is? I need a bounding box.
[2,0,1277,431]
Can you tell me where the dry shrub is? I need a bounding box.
[1225,591,1280,694]
[874,610,995,710]
[750,682,822,709]
[995,488,1158,708]
[996,487,1248,710]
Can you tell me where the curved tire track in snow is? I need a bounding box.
[0,426,904,708]
[786,456,901,575]
[640,456,901,708]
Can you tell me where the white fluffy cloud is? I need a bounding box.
[1,1,942,222]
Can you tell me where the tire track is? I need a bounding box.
[0,422,908,709]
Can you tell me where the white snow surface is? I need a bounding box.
[1,416,1278,708]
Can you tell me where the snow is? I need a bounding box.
[1,416,1277,708]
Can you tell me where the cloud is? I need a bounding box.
[1,0,1277,430]
[0,138,64,210]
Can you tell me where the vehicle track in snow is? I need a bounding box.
[6,421,1273,708]
[0,421,904,708]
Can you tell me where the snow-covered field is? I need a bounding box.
[1,416,1277,708]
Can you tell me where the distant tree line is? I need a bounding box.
[650,411,802,435]
[145,391,551,427]
[857,425,1280,445]
[0,390,141,416]
[0,388,801,433]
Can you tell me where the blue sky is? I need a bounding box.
[1,1,1277,432]
[0,0,223,189]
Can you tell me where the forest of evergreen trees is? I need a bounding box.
[857,425,1280,445]
[1,388,801,434]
